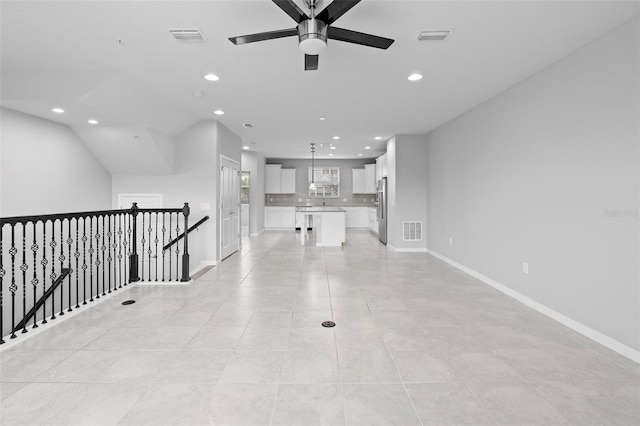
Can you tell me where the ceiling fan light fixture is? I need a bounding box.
[298,19,327,55]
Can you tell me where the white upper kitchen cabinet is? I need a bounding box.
[281,169,296,194]
[364,164,376,193]
[352,168,366,194]
[265,164,282,194]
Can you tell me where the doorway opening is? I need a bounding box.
[241,172,250,237]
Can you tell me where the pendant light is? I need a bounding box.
[309,142,316,191]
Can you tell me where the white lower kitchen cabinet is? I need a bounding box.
[344,207,369,228]
[369,207,378,234]
[265,207,296,229]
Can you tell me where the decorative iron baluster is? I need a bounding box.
[148,213,153,281]
[140,212,146,282]
[107,215,112,293]
[123,213,129,286]
[175,215,180,281]
[50,220,57,320]
[59,219,66,316]
[117,214,123,289]
[161,213,166,282]
[0,234,4,344]
[168,214,172,280]
[20,223,28,333]
[82,217,87,305]
[89,218,94,302]
[41,224,48,324]
[9,224,18,337]
[95,217,101,299]
[101,215,106,296]
[74,219,80,308]
[67,219,73,312]
[31,222,39,328]
[112,215,118,290]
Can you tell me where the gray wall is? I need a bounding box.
[267,158,374,197]
[386,135,428,250]
[424,18,639,351]
[241,151,266,235]
[0,108,112,216]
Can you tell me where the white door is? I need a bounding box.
[220,156,240,260]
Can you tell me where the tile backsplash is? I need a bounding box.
[266,193,377,207]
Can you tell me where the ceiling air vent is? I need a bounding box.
[417,29,453,41]
[169,28,207,42]
[243,123,254,128]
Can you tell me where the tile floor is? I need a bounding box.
[1,231,638,425]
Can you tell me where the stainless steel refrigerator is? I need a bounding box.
[377,177,387,245]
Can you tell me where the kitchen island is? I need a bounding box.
[296,206,346,247]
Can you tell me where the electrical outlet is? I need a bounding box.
[449,238,453,246]
[363,198,366,202]
[523,262,529,274]
[270,198,273,202]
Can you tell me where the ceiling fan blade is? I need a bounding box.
[305,54,319,71]
[229,28,297,45]
[316,0,361,25]
[273,0,308,23]
[327,26,394,49]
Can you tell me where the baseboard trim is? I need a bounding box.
[426,248,640,364]
[250,229,265,237]
[394,247,428,253]
[189,260,217,277]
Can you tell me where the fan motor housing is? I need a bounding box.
[298,19,328,54]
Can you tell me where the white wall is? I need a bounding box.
[0,108,111,216]
[112,120,219,270]
[425,18,639,353]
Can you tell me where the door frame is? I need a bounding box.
[219,155,241,260]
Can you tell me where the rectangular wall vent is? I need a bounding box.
[417,29,453,41]
[403,221,423,241]
[169,28,207,42]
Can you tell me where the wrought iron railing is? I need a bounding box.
[0,202,196,344]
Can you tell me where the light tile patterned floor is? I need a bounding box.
[1,231,638,425]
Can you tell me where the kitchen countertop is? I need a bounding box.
[295,206,346,213]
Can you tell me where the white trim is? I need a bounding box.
[0,283,137,352]
[394,247,428,253]
[136,280,192,285]
[189,260,217,276]
[250,229,265,237]
[426,248,640,364]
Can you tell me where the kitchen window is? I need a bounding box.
[308,167,340,197]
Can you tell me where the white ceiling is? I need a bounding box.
[1,0,638,160]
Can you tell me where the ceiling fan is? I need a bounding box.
[228,0,394,71]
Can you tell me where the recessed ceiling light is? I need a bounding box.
[52,107,64,114]
[364,146,371,150]
[242,146,250,150]
[88,119,98,125]
[319,117,326,121]
[330,146,336,150]
[332,136,340,140]
[374,136,382,140]
[204,73,220,81]
[358,153,363,156]
[408,73,423,81]
[328,153,334,156]
[214,109,224,115]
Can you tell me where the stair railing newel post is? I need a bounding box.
[128,203,140,282]
[181,203,190,282]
